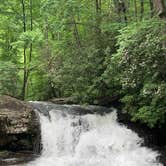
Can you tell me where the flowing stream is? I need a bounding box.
[26,102,162,166]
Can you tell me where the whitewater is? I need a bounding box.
[25,104,162,166]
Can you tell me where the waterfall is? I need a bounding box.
[27,102,162,166]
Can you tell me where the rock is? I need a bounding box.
[0,95,41,153]
[30,102,113,118]
[0,151,38,165]
[49,97,77,104]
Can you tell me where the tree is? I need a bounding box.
[140,0,144,20]
[21,0,27,100]
[153,0,166,19]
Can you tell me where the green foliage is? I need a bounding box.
[106,19,166,128]
[0,0,166,128]
[0,61,19,96]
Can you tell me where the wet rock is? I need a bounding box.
[117,110,166,166]
[30,102,113,117]
[49,97,77,104]
[0,151,39,165]
[0,95,41,153]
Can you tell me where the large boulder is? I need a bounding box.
[0,95,41,153]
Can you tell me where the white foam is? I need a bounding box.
[26,110,162,166]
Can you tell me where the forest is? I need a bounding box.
[0,0,166,128]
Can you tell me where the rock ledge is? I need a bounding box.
[0,95,41,153]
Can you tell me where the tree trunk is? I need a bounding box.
[153,0,166,60]
[134,0,138,20]
[140,0,144,20]
[72,16,81,48]
[149,0,154,17]
[113,0,127,23]
[21,0,27,100]
[95,0,102,42]
[121,0,127,23]
[44,18,56,98]
[29,0,33,63]
[26,0,33,98]
[153,0,166,19]
[96,0,99,13]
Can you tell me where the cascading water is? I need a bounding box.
[26,102,162,166]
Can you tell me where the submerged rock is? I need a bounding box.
[0,95,41,153]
